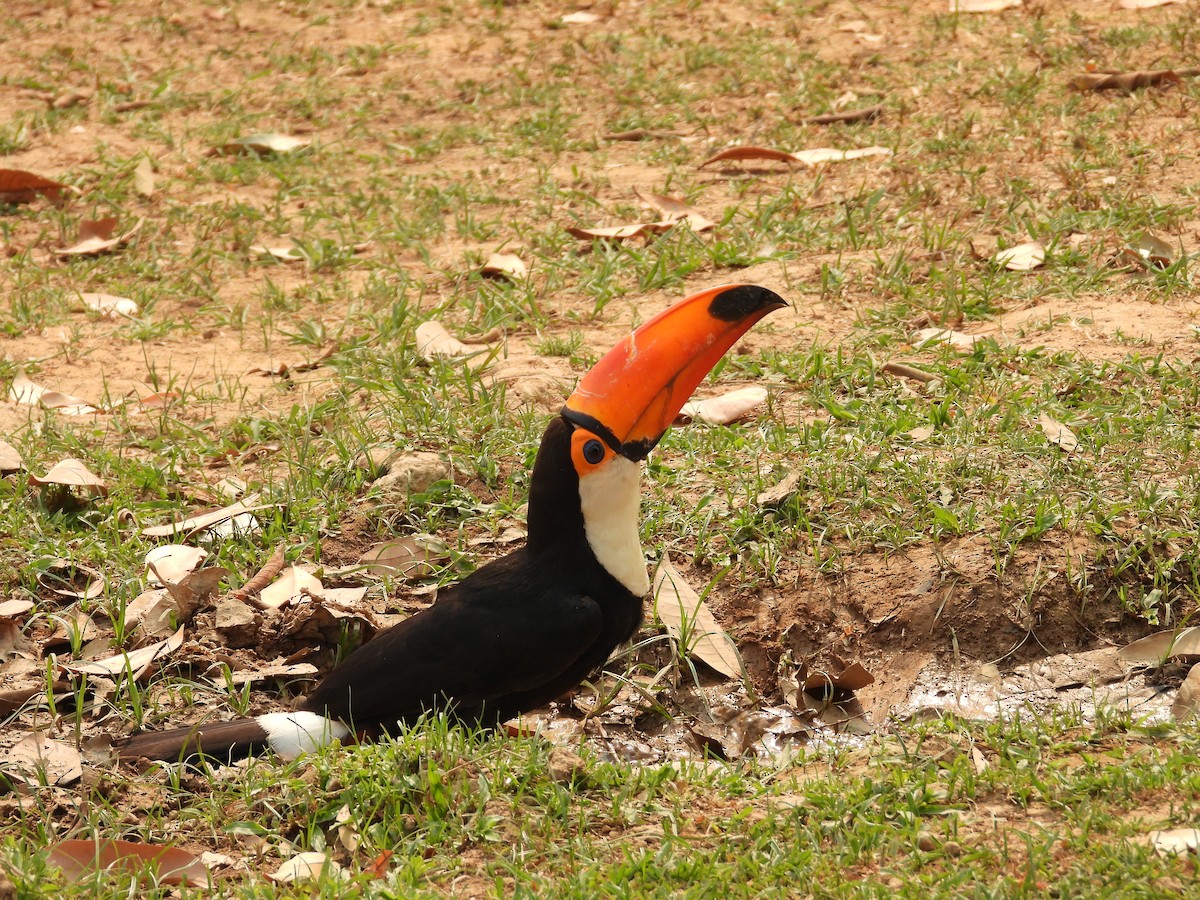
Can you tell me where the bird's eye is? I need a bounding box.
[582,439,606,465]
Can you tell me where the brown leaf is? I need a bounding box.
[10,372,101,414]
[633,189,716,232]
[235,544,288,599]
[679,387,769,425]
[993,240,1045,271]
[1069,69,1193,92]
[791,146,892,165]
[565,222,672,241]
[120,588,179,639]
[47,839,207,886]
[37,558,105,599]
[1148,828,1200,856]
[756,471,802,508]
[0,168,69,204]
[259,566,323,608]
[1119,626,1200,663]
[56,216,143,257]
[66,625,185,678]
[912,327,982,351]
[803,662,875,694]
[415,321,475,360]
[159,567,229,618]
[480,252,528,281]
[1122,232,1176,270]
[602,129,685,141]
[133,156,155,197]
[29,458,108,494]
[804,105,884,125]
[358,536,448,579]
[880,361,938,383]
[227,659,320,686]
[1172,665,1200,720]
[0,438,23,472]
[652,558,743,680]
[1038,413,1079,453]
[79,292,139,318]
[3,734,82,787]
[699,146,801,168]
[251,243,306,263]
[949,0,1021,9]
[1119,0,1183,6]
[0,599,33,617]
[271,852,343,883]
[219,133,311,156]
[140,499,267,538]
[145,545,208,584]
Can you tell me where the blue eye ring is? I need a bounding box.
[582,439,605,465]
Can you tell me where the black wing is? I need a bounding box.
[301,550,603,727]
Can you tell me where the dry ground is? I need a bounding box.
[3,0,1200,753]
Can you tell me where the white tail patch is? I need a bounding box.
[578,455,649,597]
[259,711,349,760]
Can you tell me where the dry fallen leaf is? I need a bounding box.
[251,243,306,263]
[993,240,1045,271]
[358,535,448,579]
[790,146,893,165]
[271,852,343,883]
[1119,0,1184,6]
[1148,828,1200,856]
[602,129,686,141]
[0,438,23,472]
[67,625,185,678]
[220,133,311,156]
[949,0,1021,9]
[415,321,475,360]
[121,588,179,639]
[634,189,717,232]
[228,659,320,686]
[1038,413,1079,453]
[680,387,769,425]
[1121,232,1176,270]
[912,328,981,351]
[0,168,69,204]
[145,545,208,585]
[1069,68,1196,92]
[480,252,528,281]
[0,599,33,617]
[565,222,673,241]
[652,558,743,680]
[56,216,142,257]
[699,146,802,168]
[3,734,83,787]
[79,292,139,318]
[141,499,267,538]
[1172,665,1200,720]
[804,105,884,125]
[38,558,105,599]
[47,839,207,885]
[29,458,108,494]
[133,156,155,197]
[259,566,323,608]
[1119,626,1200,663]
[10,372,102,414]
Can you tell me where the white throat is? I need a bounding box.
[577,455,650,596]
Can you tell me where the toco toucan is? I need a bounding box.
[118,283,786,762]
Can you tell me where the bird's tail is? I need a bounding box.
[118,711,350,763]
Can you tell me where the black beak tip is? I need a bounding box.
[707,284,789,323]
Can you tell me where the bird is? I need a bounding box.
[118,283,786,763]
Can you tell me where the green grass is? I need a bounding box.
[2,0,1200,893]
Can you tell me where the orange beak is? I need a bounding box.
[562,284,787,461]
